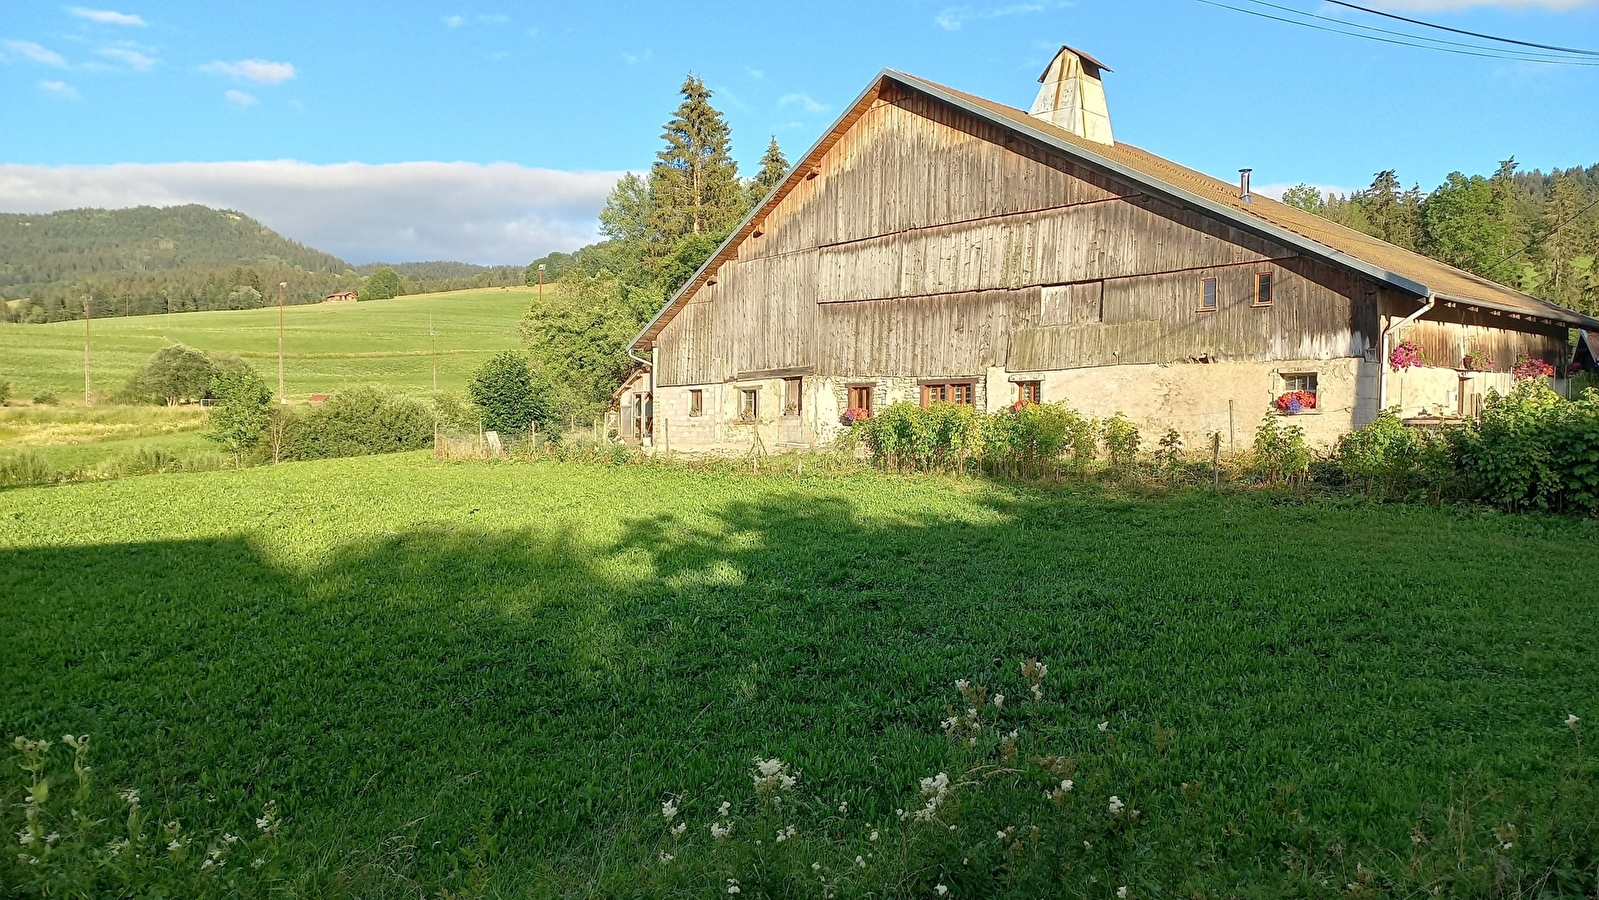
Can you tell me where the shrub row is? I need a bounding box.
[853,385,1599,515]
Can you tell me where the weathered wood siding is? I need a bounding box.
[651,86,1538,388]
[1399,304,1568,373]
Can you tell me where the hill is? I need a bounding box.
[0,286,536,401]
[0,205,540,324]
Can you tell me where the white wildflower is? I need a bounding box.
[710,821,732,840]
[661,799,678,821]
[119,788,140,807]
[670,822,686,837]
[224,833,239,844]
[727,878,741,894]
[718,800,731,816]
[775,824,797,842]
[1118,888,1129,899]
[1108,796,1125,815]
[1083,840,1092,849]
[955,679,970,691]
[168,839,184,851]
[1061,779,1074,792]
[997,830,1007,841]
[993,694,1004,708]
[252,858,266,869]
[658,851,674,864]
[838,800,848,814]
[208,847,223,860]
[913,772,952,822]
[16,830,34,846]
[868,829,879,842]
[1098,721,1109,732]
[201,858,215,870]
[855,855,866,868]
[1567,713,1580,729]
[812,861,822,871]
[1030,684,1043,701]
[936,884,949,896]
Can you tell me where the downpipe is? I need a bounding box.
[1378,292,1436,411]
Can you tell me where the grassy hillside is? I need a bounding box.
[0,286,536,400]
[2,456,1595,895]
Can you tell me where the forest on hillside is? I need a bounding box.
[0,206,532,323]
[1281,161,1599,316]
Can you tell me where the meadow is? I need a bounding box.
[0,286,536,402]
[2,454,1596,896]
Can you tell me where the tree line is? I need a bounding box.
[517,74,789,426]
[1282,160,1599,315]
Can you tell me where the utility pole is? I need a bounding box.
[277,281,288,404]
[537,263,545,304]
[83,294,92,406]
[430,310,437,393]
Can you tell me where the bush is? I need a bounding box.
[31,391,59,406]
[362,267,401,300]
[468,350,549,435]
[859,402,983,472]
[0,450,57,488]
[207,366,274,464]
[1251,411,1310,485]
[1336,408,1426,499]
[121,344,219,406]
[1452,382,1599,513]
[1101,413,1141,476]
[285,387,434,460]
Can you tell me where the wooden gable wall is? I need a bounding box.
[653,84,1381,386]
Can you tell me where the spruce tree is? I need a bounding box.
[751,136,790,200]
[648,75,743,244]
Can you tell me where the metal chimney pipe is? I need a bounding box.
[1239,168,1253,203]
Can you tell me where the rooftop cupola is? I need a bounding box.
[1028,45,1114,145]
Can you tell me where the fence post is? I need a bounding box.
[1211,432,1221,489]
[663,417,670,457]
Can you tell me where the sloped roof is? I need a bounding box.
[632,69,1598,352]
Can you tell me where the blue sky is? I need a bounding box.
[2,0,1598,263]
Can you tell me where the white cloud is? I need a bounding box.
[1255,182,1357,202]
[96,45,155,71]
[2,39,69,67]
[935,3,1046,31]
[621,48,652,65]
[1368,0,1598,8]
[67,7,147,26]
[778,91,830,113]
[201,58,296,84]
[444,14,465,27]
[224,89,257,107]
[745,67,765,79]
[39,80,80,99]
[0,161,621,265]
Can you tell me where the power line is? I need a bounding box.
[1236,0,1596,62]
[1326,0,1599,58]
[1195,0,1599,65]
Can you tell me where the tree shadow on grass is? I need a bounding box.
[2,485,1597,891]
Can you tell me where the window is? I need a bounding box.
[739,388,759,421]
[1199,277,1218,311]
[1282,372,1317,394]
[1254,272,1274,306]
[921,382,975,407]
[1017,380,1042,405]
[847,384,874,416]
[783,377,802,417]
[688,389,703,417]
[1278,372,1318,413]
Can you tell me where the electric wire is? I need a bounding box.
[1235,0,1595,62]
[1195,0,1599,66]
[1483,192,1599,275]
[1326,0,1599,58]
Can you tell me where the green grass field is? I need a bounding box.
[0,287,536,402]
[2,457,1596,896]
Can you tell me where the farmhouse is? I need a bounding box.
[324,291,358,303]
[620,47,1599,451]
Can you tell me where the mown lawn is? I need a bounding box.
[1,455,1595,896]
[0,286,534,402]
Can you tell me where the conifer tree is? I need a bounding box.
[648,75,743,244]
[750,136,790,201]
